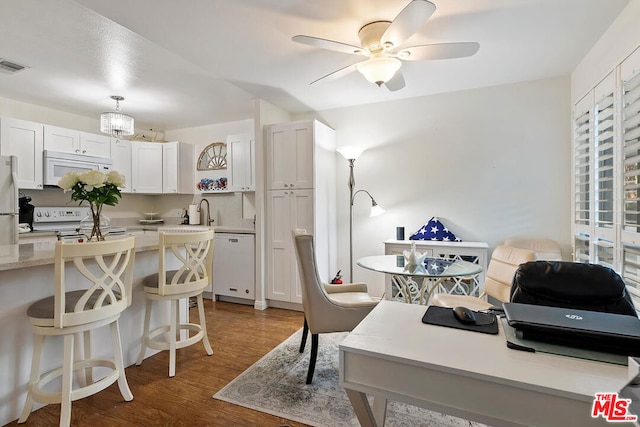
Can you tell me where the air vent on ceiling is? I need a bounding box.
[0,59,29,75]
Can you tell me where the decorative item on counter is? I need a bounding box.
[58,170,125,241]
[410,217,461,242]
[396,226,405,240]
[182,208,189,225]
[139,212,164,225]
[197,177,228,191]
[330,270,343,284]
[403,241,427,273]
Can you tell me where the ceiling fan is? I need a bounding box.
[292,0,479,91]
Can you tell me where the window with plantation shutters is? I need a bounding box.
[623,69,640,233]
[574,233,590,263]
[595,90,615,229]
[574,104,591,227]
[593,239,615,269]
[622,244,640,313]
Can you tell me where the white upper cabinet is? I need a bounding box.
[266,121,314,190]
[44,125,111,158]
[228,133,255,192]
[162,141,195,194]
[0,117,44,189]
[131,141,163,194]
[131,141,194,194]
[79,132,111,158]
[110,139,132,194]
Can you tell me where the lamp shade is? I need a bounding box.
[337,146,365,161]
[100,112,134,137]
[100,95,134,138]
[357,55,401,87]
[370,202,385,218]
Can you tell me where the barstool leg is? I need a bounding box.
[18,334,44,423]
[169,299,177,377]
[111,319,133,401]
[83,330,93,385]
[197,294,213,355]
[60,334,74,427]
[136,298,152,366]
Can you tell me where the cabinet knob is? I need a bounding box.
[284,184,289,187]
[75,149,80,153]
[290,184,294,187]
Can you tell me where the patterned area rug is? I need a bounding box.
[213,329,490,427]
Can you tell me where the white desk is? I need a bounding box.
[339,301,631,427]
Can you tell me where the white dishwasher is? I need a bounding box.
[211,233,255,302]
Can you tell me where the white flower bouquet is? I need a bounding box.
[58,170,126,240]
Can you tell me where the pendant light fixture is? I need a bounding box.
[100,95,134,139]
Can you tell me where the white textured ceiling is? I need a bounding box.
[0,0,630,131]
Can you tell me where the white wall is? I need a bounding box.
[296,76,572,296]
[571,0,640,103]
[164,119,255,226]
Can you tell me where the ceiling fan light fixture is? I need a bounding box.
[100,95,134,138]
[357,56,401,87]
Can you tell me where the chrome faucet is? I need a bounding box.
[198,198,214,226]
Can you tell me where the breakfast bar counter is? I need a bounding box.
[0,231,188,425]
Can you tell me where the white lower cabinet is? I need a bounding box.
[212,233,255,301]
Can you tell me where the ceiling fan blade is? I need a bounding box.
[292,35,363,55]
[381,0,436,49]
[399,42,480,61]
[384,70,405,91]
[310,62,361,85]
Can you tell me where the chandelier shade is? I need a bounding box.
[100,96,134,138]
[356,55,401,87]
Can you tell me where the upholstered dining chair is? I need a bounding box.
[136,229,214,377]
[511,261,638,317]
[19,236,136,427]
[292,229,380,384]
[431,245,536,311]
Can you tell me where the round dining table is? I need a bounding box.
[357,254,483,304]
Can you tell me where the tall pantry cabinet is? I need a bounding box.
[265,119,337,305]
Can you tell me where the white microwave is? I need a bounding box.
[43,150,112,186]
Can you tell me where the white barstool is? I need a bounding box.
[136,229,214,377]
[18,236,136,427]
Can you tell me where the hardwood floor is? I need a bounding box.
[9,300,308,427]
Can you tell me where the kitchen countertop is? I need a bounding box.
[6,225,255,272]
[2,233,162,272]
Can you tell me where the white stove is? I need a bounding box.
[32,206,126,239]
[33,206,91,232]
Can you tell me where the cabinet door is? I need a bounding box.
[289,189,314,304]
[289,123,314,189]
[43,125,79,153]
[228,134,255,192]
[0,117,43,189]
[110,139,132,193]
[80,132,111,157]
[131,141,162,193]
[162,142,178,193]
[266,122,313,190]
[266,190,292,301]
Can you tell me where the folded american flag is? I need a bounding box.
[410,217,461,242]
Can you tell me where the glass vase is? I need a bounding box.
[79,212,111,241]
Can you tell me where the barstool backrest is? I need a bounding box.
[158,230,214,296]
[52,236,136,329]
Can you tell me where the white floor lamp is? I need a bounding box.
[337,146,385,282]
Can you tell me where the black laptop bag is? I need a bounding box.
[510,261,637,317]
